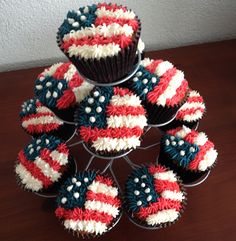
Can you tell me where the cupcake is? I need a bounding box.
[57,3,141,84]
[123,58,189,125]
[34,62,94,121]
[15,134,73,194]
[125,164,186,228]
[159,90,206,131]
[75,86,147,157]
[20,98,76,142]
[159,125,218,184]
[55,171,122,237]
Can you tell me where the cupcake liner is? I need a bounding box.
[124,164,187,229]
[158,144,214,185]
[51,106,76,123]
[15,155,77,198]
[57,18,141,84]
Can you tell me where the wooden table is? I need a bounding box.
[0,40,235,241]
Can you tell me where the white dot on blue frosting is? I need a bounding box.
[76,181,81,187]
[45,139,49,144]
[85,107,91,113]
[136,71,142,77]
[141,175,147,179]
[147,195,152,202]
[58,82,63,90]
[180,150,185,156]
[141,183,146,188]
[143,88,148,94]
[189,147,195,152]
[29,148,34,154]
[36,139,41,144]
[151,77,157,83]
[72,22,79,27]
[53,91,58,98]
[165,139,170,146]
[39,76,44,81]
[72,177,77,183]
[46,82,52,87]
[96,107,102,113]
[142,79,148,84]
[46,91,51,99]
[36,146,41,151]
[178,140,184,146]
[84,177,89,183]
[80,15,87,21]
[99,96,105,103]
[83,6,89,13]
[171,141,176,146]
[93,91,99,97]
[67,185,73,192]
[134,190,140,195]
[77,10,81,15]
[133,77,138,82]
[134,178,139,183]
[137,200,142,206]
[36,85,43,90]
[89,116,96,123]
[145,188,150,193]
[88,98,94,104]
[61,197,67,204]
[68,18,75,24]
[170,136,175,141]
[73,192,80,199]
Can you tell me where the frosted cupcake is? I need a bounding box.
[57,3,141,84]
[75,86,147,157]
[19,98,76,141]
[160,90,206,131]
[125,164,186,228]
[159,126,218,184]
[34,62,94,121]
[124,58,189,125]
[15,134,75,194]
[55,171,122,237]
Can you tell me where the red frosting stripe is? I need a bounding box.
[62,34,132,50]
[189,140,214,170]
[113,87,133,96]
[106,105,145,116]
[56,89,76,109]
[154,180,180,193]
[52,62,71,80]
[55,207,113,224]
[165,79,188,106]
[148,165,167,175]
[95,175,114,186]
[166,127,183,136]
[21,112,54,122]
[68,73,84,88]
[86,191,121,207]
[176,107,205,120]
[18,150,52,188]
[97,3,127,12]
[95,17,138,31]
[80,126,143,142]
[184,131,199,144]
[145,60,163,74]
[187,96,203,103]
[137,198,182,219]
[26,123,61,134]
[147,68,177,104]
[39,149,62,172]
[56,143,69,155]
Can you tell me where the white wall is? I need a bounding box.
[0,0,235,72]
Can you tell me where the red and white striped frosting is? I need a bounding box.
[55,174,121,235]
[137,165,185,226]
[167,126,218,171]
[141,58,189,107]
[61,3,139,59]
[15,141,69,191]
[176,90,206,122]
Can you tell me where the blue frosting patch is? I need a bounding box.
[56,171,97,210]
[34,75,68,108]
[19,99,37,118]
[58,4,97,39]
[125,166,159,213]
[24,134,63,161]
[76,86,114,129]
[161,134,200,168]
[128,66,160,101]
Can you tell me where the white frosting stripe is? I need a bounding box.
[107,115,147,129]
[84,200,119,218]
[96,7,136,19]
[193,132,208,146]
[22,115,62,128]
[15,163,43,191]
[141,58,153,67]
[156,70,185,106]
[175,126,192,139]
[63,23,134,41]
[72,81,94,103]
[68,43,121,59]
[146,209,179,225]
[110,94,141,107]
[198,148,218,171]
[64,219,107,234]
[36,106,53,113]
[91,136,140,152]
[161,190,185,201]
[181,110,204,122]
[41,63,63,77]
[87,181,118,198]
[49,150,68,165]
[179,102,205,111]
[153,170,177,182]
[154,61,173,77]
[63,63,77,82]
[34,157,61,182]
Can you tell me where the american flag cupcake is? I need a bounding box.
[75,86,147,157]
[159,125,218,184]
[15,134,74,194]
[57,3,141,84]
[159,90,206,131]
[19,98,75,141]
[124,58,189,125]
[125,164,186,228]
[34,62,94,121]
[55,171,122,237]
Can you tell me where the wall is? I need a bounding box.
[0,0,235,72]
